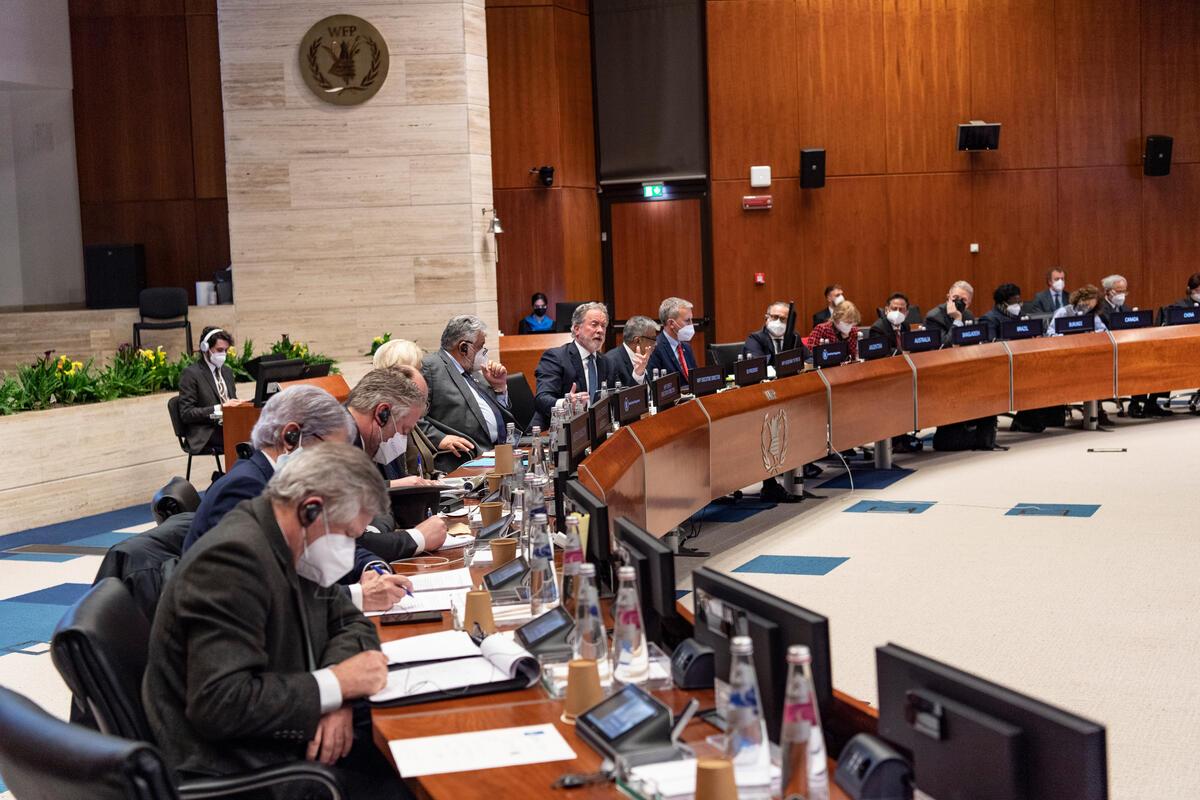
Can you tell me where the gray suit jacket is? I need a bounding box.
[420,350,514,472]
[177,360,237,451]
[143,495,378,778]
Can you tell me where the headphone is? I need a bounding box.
[299,500,323,527]
[283,425,301,448]
[376,405,391,427]
[199,328,225,353]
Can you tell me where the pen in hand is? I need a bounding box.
[370,562,413,597]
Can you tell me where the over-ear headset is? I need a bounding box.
[199,328,225,353]
[283,425,301,448]
[300,500,323,527]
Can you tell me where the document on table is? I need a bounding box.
[370,635,538,702]
[381,629,481,666]
[438,533,475,550]
[627,758,779,800]
[408,567,474,591]
[363,588,467,617]
[388,724,577,777]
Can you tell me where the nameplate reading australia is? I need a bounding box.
[300,15,389,105]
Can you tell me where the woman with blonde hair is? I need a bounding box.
[806,299,862,360]
[373,338,425,370]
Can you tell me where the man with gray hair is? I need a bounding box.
[1098,274,1128,320]
[532,301,614,427]
[421,314,517,472]
[603,314,655,388]
[145,443,404,799]
[647,296,699,381]
[924,280,976,344]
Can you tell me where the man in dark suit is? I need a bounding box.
[533,301,614,428]
[603,314,655,388]
[977,283,1024,342]
[924,280,977,344]
[647,296,699,382]
[1026,267,1067,314]
[744,301,809,363]
[144,443,403,799]
[421,315,516,471]
[176,326,242,471]
[1171,273,1200,310]
[1097,273,1128,321]
[811,284,845,328]
[868,293,912,355]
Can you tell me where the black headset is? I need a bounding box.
[199,328,225,353]
[300,500,323,527]
[283,425,301,448]
[376,405,391,427]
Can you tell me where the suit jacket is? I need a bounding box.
[646,333,698,383]
[1027,288,1066,315]
[1170,297,1199,309]
[603,345,638,388]
[742,327,809,364]
[1097,297,1127,323]
[977,307,1017,342]
[144,495,379,778]
[811,307,832,328]
[924,305,976,344]
[868,318,906,355]
[421,351,515,472]
[533,342,613,429]
[177,360,237,451]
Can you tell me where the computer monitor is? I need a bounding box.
[951,323,988,346]
[1055,312,1095,336]
[565,409,591,472]
[1000,318,1045,340]
[590,394,613,449]
[902,329,940,353]
[773,347,807,377]
[876,643,1107,800]
[563,479,612,590]
[734,355,768,387]
[614,517,693,652]
[554,301,585,333]
[812,340,850,369]
[1106,309,1153,330]
[651,372,681,411]
[691,567,833,745]
[1162,305,1200,326]
[688,364,724,396]
[243,353,286,381]
[616,384,648,425]
[860,335,891,361]
[253,358,308,406]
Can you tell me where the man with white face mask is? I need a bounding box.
[647,296,700,383]
[145,443,404,800]
[811,284,846,327]
[868,293,912,355]
[743,301,809,363]
[1028,267,1067,314]
[176,326,247,478]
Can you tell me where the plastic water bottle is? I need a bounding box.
[560,514,584,616]
[571,563,611,684]
[520,473,542,557]
[599,379,609,398]
[725,635,771,783]
[780,645,829,800]
[528,513,559,616]
[611,565,650,685]
[506,421,518,448]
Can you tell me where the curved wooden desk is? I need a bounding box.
[578,326,1200,538]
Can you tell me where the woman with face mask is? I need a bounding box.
[805,300,862,360]
[978,283,1024,342]
[518,292,555,334]
[176,325,243,481]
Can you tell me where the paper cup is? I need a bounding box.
[479,501,503,526]
[490,537,517,566]
[462,589,496,636]
[694,759,737,800]
[494,444,514,474]
[560,659,603,725]
[486,472,503,494]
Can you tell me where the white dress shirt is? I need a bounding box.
[443,351,509,444]
[575,341,600,394]
[209,362,228,412]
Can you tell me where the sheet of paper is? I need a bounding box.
[469,549,494,564]
[371,656,506,703]
[462,457,496,468]
[628,758,779,799]
[388,724,577,777]
[381,629,480,665]
[363,588,466,616]
[438,533,475,550]
[408,567,474,591]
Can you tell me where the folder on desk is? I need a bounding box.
[369,633,540,708]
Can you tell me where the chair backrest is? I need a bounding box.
[707,342,744,369]
[139,288,188,321]
[51,578,155,742]
[166,395,187,446]
[506,372,535,432]
[0,686,177,800]
[92,515,189,623]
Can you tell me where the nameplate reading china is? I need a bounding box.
[300,15,389,105]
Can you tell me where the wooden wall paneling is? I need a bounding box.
[1142,0,1200,165]
[795,0,887,176]
[486,7,561,189]
[486,0,589,13]
[882,0,970,174]
[706,0,800,180]
[709,179,803,343]
[70,13,195,203]
[195,198,231,280]
[1055,0,1141,168]
[886,172,972,311]
[969,169,1058,304]
[560,188,603,301]
[80,200,200,294]
[1057,167,1143,296]
[967,0,1056,171]
[553,8,597,189]
[186,10,227,199]
[1142,164,1200,309]
[797,176,892,321]
[69,0,184,16]
[610,199,705,327]
[494,188,565,333]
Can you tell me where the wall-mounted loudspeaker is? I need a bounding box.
[801,149,826,189]
[1144,135,1173,177]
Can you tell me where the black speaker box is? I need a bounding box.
[84,243,146,309]
[1144,135,1173,177]
[801,148,826,189]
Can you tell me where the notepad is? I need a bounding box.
[381,629,482,666]
[462,457,496,468]
[370,634,538,704]
[627,758,780,799]
[438,533,475,550]
[408,567,474,591]
[388,724,577,777]
[363,588,466,616]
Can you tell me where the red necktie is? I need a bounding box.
[676,344,689,379]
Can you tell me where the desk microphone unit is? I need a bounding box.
[734,355,768,387]
[616,383,649,425]
[860,336,890,361]
[590,394,613,449]
[688,364,724,396]
[1000,318,1045,340]
[615,517,693,651]
[1106,309,1153,330]
[902,329,940,353]
[773,347,807,376]
[1162,305,1200,326]
[812,340,850,369]
[1056,312,1095,335]
[951,323,987,346]
[482,556,529,592]
[876,643,1107,800]
[651,371,682,411]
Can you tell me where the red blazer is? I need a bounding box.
[805,321,858,360]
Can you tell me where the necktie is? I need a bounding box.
[676,344,689,379]
[472,374,507,444]
[773,338,781,354]
[1053,292,1062,310]
[214,368,228,403]
[586,354,599,402]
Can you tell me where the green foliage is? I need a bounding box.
[367,332,392,356]
[270,334,338,373]
[223,339,256,383]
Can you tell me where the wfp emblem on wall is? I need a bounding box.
[761,409,788,473]
[299,15,389,106]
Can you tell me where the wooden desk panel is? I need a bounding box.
[626,401,712,536]
[500,332,572,394]
[911,344,1011,429]
[579,427,646,541]
[1008,333,1114,409]
[1113,326,1200,397]
[824,357,915,450]
[222,375,350,467]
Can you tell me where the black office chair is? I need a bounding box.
[707,342,744,374]
[167,395,221,481]
[133,288,193,354]
[50,579,344,799]
[507,372,535,432]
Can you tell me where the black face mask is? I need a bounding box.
[533,307,547,317]
[953,298,967,313]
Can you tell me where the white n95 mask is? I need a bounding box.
[766,319,786,337]
[675,324,695,343]
[886,310,906,326]
[375,431,407,465]
[295,512,356,587]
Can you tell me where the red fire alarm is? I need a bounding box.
[754,272,766,285]
[742,195,772,211]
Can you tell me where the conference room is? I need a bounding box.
[1,1,1198,799]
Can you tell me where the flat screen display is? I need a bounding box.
[812,340,849,368]
[617,384,648,425]
[1056,313,1094,335]
[951,324,987,346]
[585,686,659,741]
[861,336,890,361]
[689,365,723,396]
[774,347,806,376]
[902,329,940,353]
[735,355,768,386]
[590,395,613,448]
[652,372,681,410]
[1000,318,1044,340]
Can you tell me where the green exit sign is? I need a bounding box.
[642,183,665,199]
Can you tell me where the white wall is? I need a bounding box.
[0,1,73,90]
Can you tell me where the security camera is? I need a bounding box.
[531,165,555,187]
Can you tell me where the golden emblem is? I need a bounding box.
[761,408,788,472]
[299,15,389,106]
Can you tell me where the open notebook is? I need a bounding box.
[369,632,539,708]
